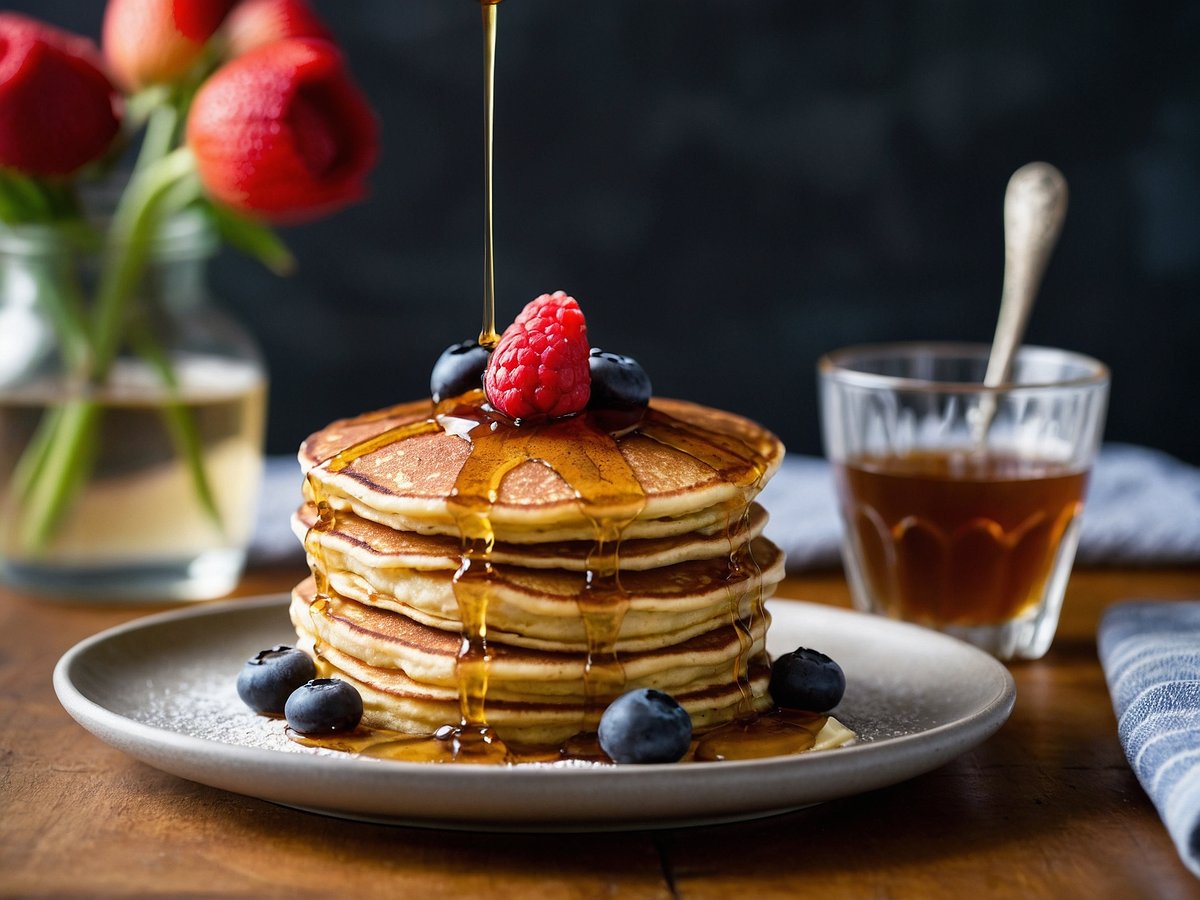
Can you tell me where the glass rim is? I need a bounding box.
[817,341,1110,394]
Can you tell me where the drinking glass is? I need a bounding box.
[819,342,1109,660]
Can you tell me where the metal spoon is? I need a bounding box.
[973,161,1069,438]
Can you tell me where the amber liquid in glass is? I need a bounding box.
[835,451,1088,627]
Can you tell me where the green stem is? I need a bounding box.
[90,147,197,383]
[5,237,91,531]
[128,320,224,535]
[0,169,54,222]
[124,86,172,130]
[11,404,67,504]
[16,398,100,551]
[39,249,93,375]
[133,103,180,178]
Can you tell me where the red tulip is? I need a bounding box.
[223,0,332,58]
[103,0,237,90]
[186,38,377,222]
[0,14,121,176]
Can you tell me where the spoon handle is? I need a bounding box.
[983,162,1069,388]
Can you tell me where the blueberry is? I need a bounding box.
[769,647,846,712]
[236,645,316,715]
[587,349,651,418]
[284,678,364,735]
[431,340,491,404]
[598,688,692,764]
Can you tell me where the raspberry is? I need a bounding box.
[484,291,591,421]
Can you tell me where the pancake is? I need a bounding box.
[309,644,774,744]
[298,397,783,544]
[291,580,768,698]
[300,531,786,652]
[291,582,774,744]
[292,501,771,572]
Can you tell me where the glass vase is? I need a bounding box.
[0,212,267,600]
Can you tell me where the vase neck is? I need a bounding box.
[0,214,217,313]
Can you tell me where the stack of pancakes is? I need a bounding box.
[291,396,789,746]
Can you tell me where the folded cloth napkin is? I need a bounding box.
[759,443,1200,571]
[1098,601,1200,878]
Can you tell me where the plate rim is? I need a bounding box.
[53,593,1016,828]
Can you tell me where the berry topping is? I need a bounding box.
[588,348,652,425]
[236,645,317,716]
[284,678,364,735]
[598,688,693,764]
[484,291,591,421]
[769,647,846,712]
[431,339,491,404]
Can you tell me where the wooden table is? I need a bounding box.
[3,563,1199,898]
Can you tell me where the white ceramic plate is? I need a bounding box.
[54,595,1014,831]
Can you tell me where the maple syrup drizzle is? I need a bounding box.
[479,0,501,349]
[443,407,646,747]
[302,418,442,593]
[299,418,445,686]
[692,710,829,762]
[637,409,770,714]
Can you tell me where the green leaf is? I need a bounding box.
[15,397,101,552]
[207,203,296,275]
[0,169,55,222]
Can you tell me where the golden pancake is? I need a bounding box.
[291,579,769,698]
[298,397,783,544]
[305,642,774,745]
[300,534,785,652]
[292,501,770,572]
[291,584,775,745]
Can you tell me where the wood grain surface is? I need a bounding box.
[3,563,1199,898]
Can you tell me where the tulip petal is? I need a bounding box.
[0,14,120,176]
[289,85,341,177]
[187,38,377,223]
[103,0,234,89]
[223,0,333,59]
[173,0,238,43]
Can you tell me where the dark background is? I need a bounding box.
[21,1,1200,463]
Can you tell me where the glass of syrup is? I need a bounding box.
[818,342,1109,660]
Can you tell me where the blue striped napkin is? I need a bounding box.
[1098,600,1200,878]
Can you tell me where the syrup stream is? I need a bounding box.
[479,1,501,349]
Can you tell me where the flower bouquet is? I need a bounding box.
[0,0,377,598]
